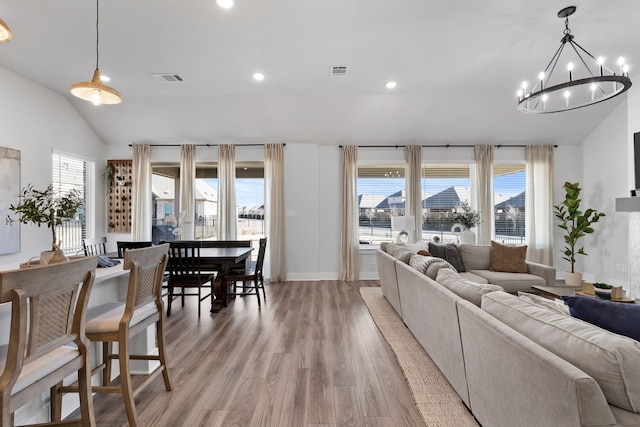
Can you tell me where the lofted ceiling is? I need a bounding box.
[0,0,638,147]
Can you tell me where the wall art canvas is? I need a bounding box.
[0,147,20,254]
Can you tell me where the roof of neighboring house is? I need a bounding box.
[423,186,470,209]
[358,194,386,210]
[495,191,525,209]
[152,175,218,202]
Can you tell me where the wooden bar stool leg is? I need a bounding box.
[156,318,173,391]
[118,334,139,427]
[102,342,113,386]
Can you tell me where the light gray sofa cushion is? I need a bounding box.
[458,271,490,284]
[436,268,504,307]
[385,243,412,264]
[409,254,456,280]
[517,292,570,316]
[375,249,402,317]
[457,244,491,270]
[482,291,640,413]
[468,269,545,292]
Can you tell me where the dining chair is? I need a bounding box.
[165,241,215,317]
[61,244,172,427]
[0,257,98,427]
[223,237,267,307]
[116,240,153,258]
[82,236,107,256]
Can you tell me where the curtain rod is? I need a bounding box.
[127,143,286,147]
[338,144,558,148]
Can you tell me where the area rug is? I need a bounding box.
[359,287,479,427]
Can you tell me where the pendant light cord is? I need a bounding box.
[95,0,100,70]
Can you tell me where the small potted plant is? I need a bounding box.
[592,282,613,299]
[6,184,83,264]
[452,200,481,244]
[554,181,605,286]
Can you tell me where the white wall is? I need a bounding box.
[576,100,630,286]
[0,66,107,266]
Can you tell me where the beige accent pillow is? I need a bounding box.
[404,241,429,254]
[436,268,504,307]
[409,255,456,279]
[490,240,527,273]
[517,291,570,316]
[483,291,640,412]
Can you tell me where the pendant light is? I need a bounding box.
[0,18,12,42]
[70,0,121,105]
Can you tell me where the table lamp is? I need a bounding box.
[391,216,415,244]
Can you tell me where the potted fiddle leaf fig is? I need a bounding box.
[6,184,83,264]
[553,181,605,286]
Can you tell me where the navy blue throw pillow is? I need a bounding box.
[562,295,640,342]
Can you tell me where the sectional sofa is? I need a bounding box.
[376,244,640,427]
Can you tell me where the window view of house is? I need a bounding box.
[151,163,264,245]
[357,162,526,245]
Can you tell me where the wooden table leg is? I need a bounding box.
[210,265,230,313]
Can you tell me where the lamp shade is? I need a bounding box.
[70,69,122,105]
[391,216,415,231]
[0,18,12,42]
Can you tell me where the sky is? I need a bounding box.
[205,178,264,207]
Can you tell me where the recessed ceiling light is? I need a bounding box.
[100,74,111,82]
[252,72,265,81]
[217,0,234,9]
[385,81,397,89]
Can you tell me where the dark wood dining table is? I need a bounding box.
[197,246,253,313]
[107,246,253,313]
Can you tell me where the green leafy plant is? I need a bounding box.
[593,282,612,289]
[452,200,481,229]
[6,184,83,251]
[553,181,605,273]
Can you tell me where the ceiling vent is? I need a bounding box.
[152,73,184,82]
[330,66,348,77]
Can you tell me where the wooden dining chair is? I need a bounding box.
[165,241,216,317]
[82,237,107,256]
[60,244,172,427]
[116,241,153,258]
[223,237,267,307]
[0,257,98,427]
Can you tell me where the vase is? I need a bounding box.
[460,229,476,245]
[564,271,583,286]
[40,249,69,265]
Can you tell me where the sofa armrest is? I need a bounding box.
[525,261,556,286]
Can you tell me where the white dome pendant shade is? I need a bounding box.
[70,0,121,105]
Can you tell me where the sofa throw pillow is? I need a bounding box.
[409,254,456,279]
[404,241,429,254]
[417,249,432,256]
[436,268,504,307]
[563,296,640,342]
[517,291,570,316]
[428,242,466,272]
[458,244,491,270]
[490,240,527,273]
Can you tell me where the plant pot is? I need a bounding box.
[40,249,69,265]
[594,288,612,299]
[565,271,583,286]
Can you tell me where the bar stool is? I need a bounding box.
[61,244,172,427]
[0,257,98,427]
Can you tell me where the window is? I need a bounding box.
[151,162,265,246]
[357,164,406,244]
[52,152,95,254]
[421,164,472,243]
[494,164,526,244]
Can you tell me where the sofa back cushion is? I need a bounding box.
[384,243,412,264]
[482,291,640,413]
[436,268,504,307]
[457,244,491,270]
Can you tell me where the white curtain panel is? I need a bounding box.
[179,144,196,240]
[265,144,286,282]
[217,144,237,240]
[405,145,423,242]
[339,146,359,281]
[525,145,554,265]
[474,145,494,245]
[131,144,152,241]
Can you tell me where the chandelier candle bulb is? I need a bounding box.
[598,57,605,76]
[568,62,574,81]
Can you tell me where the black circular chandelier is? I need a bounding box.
[516,6,632,114]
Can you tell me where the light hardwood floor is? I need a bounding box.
[87,281,426,426]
